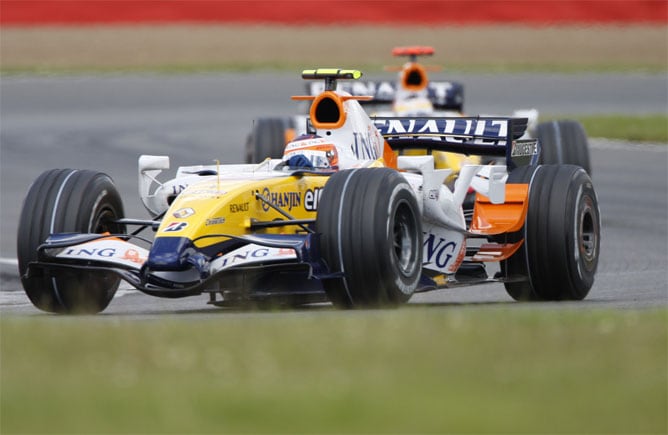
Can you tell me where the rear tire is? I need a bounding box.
[245,118,292,163]
[502,165,600,301]
[316,168,423,308]
[537,120,592,175]
[17,169,126,314]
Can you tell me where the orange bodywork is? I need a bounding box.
[310,91,347,129]
[400,63,429,92]
[392,46,435,57]
[470,241,524,262]
[292,93,374,130]
[470,184,529,235]
[383,141,398,169]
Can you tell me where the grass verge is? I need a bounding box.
[547,114,668,143]
[1,24,666,74]
[2,307,666,433]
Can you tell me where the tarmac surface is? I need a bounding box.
[1,72,666,314]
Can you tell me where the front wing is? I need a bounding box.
[25,232,332,298]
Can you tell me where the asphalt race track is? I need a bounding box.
[1,72,666,315]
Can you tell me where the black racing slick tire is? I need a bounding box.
[245,117,291,163]
[537,120,592,176]
[316,168,423,308]
[17,169,126,314]
[501,165,600,301]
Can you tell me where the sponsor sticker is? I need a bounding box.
[163,222,188,232]
[210,244,297,272]
[229,202,249,213]
[171,184,187,196]
[256,187,302,212]
[57,240,148,268]
[511,140,539,157]
[173,207,195,218]
[122,249,146,264]
[205,217,226,226]
[422,226,466,274]
[304,188,323,211]
[350,129,381,160]
[374,117,509,144]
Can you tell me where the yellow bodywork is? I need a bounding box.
[156,174,330,249]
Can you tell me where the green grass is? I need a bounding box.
[2,307,666,433]
[546,114,668,143]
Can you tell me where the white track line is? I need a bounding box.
[0,258,18,266]
[589,138,667,152]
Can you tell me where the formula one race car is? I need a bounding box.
[17,69,600,314]
[246,46,591,175]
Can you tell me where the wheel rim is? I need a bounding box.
[578,195,598,271]
[392,201,419,276]
[91,207,119,234]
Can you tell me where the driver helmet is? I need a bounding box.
[282,134,339,170]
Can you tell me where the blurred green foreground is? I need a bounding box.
[2,308,666,433]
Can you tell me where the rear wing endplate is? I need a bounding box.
[373,116,539,169]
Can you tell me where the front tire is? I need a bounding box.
[502,165,600,301]
[316,168,423,308]
[17,169,126,314]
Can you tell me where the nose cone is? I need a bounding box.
[144,237,211,289]
[147,237,200,270]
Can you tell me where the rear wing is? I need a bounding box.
[306,80,464,110]
[373,116,539,169]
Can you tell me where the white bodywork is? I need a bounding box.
[54,238,149,268]
[137,88,511,276]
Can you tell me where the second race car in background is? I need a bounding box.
[246,46,592,176]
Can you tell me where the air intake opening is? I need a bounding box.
[406,69,424,87]
[314,96,340,124]
[402,64,428,92]
[309,91,347,129]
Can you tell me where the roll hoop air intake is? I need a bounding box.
[293,69,371,130]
